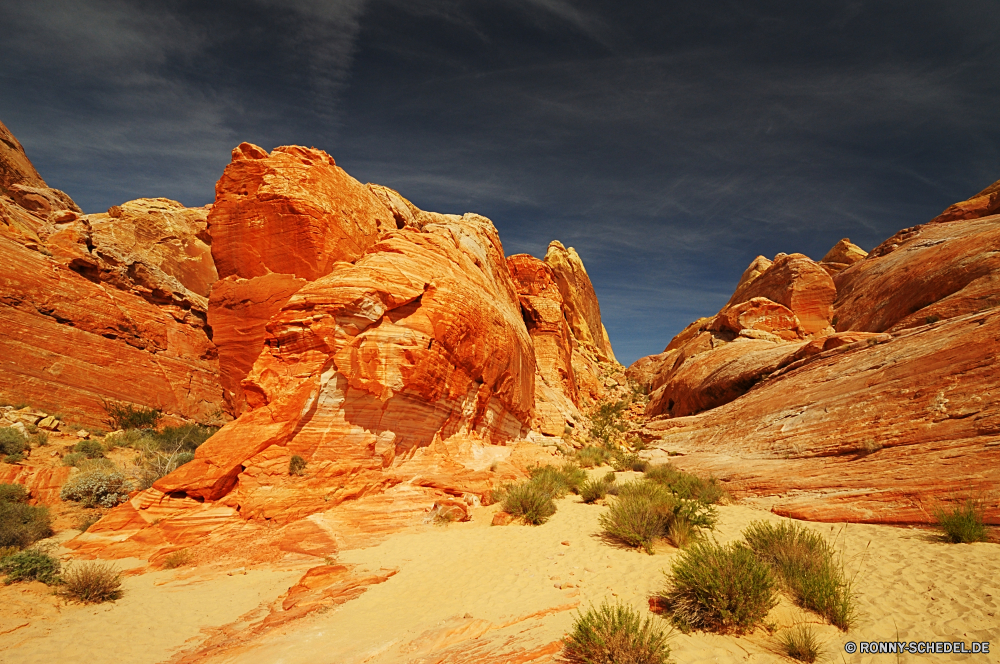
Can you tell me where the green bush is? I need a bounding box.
[76,512,103,532]
[742,521,856,630]
[662,540,777,634]
[60,465,133,508]
[580,477,613,504]
[148,424,217,453]
[0,546,61,584]
[562,601,672,664]
[934,499,988,544]
[59,561,123,603]
[778,625,824,663]
[289,455,307,476]
[101,399,161,431]
[576,446,609,468]
[529,462,587,496]
[644,463,725,504]
[128,427,213,490]
[500,480,557,525]
[62,452,88,467]
[0,427,28,457]
[0,502,53,549]
[601,481,717,554]
[0,483,30,504]
[612,451,648,472]
[590,399,629,447]
[73,439,105,459]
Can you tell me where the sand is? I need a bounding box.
[1,468,997,663]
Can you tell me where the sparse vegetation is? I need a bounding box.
[661,539,777,634]
[743,521,856,630]
[162,549,194,569]
[934,499,988,544]
[0,483,30,504]
[778,625,824,663]
[0,427,28,463]
[61,452,88,467]
[644,463,726,504]
[59,561,123,603]
[580,474,615,503]
[611,451,648,472]
[0,546,61,585]
[576,445,609,468]
[0,501,53,549]
[76,512,103,532]
[500,480,557,525]
[60,463,134,508]
[562,601,672,664]
[589,398,630,447]
[119,424,216,489]
[600,480,717,554]
[289,455,307,476]
[102,398,162,431]
[73,439,106,459]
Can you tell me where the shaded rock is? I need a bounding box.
[834,214,1000,333]
[209,143,393,282]
[709,297,805,342]
[544,241,617,363]
[367,183,421,229]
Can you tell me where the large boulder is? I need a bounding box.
[928,178,1000,224]
[725,253,836,335]
[156,213,536,503]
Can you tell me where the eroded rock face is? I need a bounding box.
[929,178,1000,224]
[209,143,394,282]
[0,119,79,217]
[726,253,835,335]
[642,310,1000,524]
[834,214,1000,333]
[819,238,867,276]
[507,254,580,435]
[544,241,617,363]
[157,213,535,502]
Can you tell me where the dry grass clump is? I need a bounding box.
[289,455,307,476]
[494,462,587,525]
[580,472,617,504]
[102,399,161,431]
[59,561,123,603]
[162,549,194,569]
[0,427,28,463]
[743,521,856,631]
[778,624,824,663]
[562,601,672,664]
[576,445,609,468]
[661,539,776,634]
[0,483,29,504]
[0,501,53,549]
[612,451,649,472]
[644,463,725,504]
[600,480,717,554]
[934,499,988,543]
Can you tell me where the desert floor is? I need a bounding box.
[2,468,997,664]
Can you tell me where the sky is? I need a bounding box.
[2,1,998,365]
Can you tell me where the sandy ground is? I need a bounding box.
[1,468,997,663]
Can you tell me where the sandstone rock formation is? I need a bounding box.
[0,119,80,218]
[725,253,835,336]
[928,178,1000,224]
[507,254,580,435]
[544,241,617,363]
[819,237,867,276]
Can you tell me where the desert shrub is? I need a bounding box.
[76,512,103,532]
[612,451,648,472]
[577,445,609,468]
[644,463,725,504]
[289,455,307,476]
[590,399,629,447]
[102,399,161,431]
[60,465,133,508]
[162,549,194,569]
[934,499,988,544]
[73,439,105,459]
[743,521,856,630]
[59,561,123,603]
[0,427,27,455]
[0,483,29,504]
[562,601,672,664]
[103,429,145,450]
[580,476,614,504]
[0,546,61,584]
[29,432,48,447]
[128,428,208,490]
[600,485,671,553]
[61,452,88,467]
[0,502,53,549]
[500,480,557,525]
[778,625,823,663]
[148,424,217,453]
[528,462,587,496]
[662,540,777,634]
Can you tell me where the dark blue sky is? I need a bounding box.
[2,1,998,365]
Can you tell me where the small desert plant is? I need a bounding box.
[612,451,648,472]
[60,464,133,508]
[500,480,557,525]
[289,455,307,476]
[162,549,194,569]
[577,445,609,468]
[562,601,672,664]
[102,398,161,431]
[76,512,103,532]
[0,546,61,584]
[73,439,105,459]
[590,398,630,447]
[662,540,777,634]
[667,518,698,549]
[743,521,856,630]
[61,452,88,467]
[601,481,717,554]
[529,462,587,495]
[29,431,48,447]
[59,561,123,603]
[778,624,824,663]
[0,501,53,549]
[934,499,988,544]
[127,428,207,489]
[0,483,30,504]
[644,463,725,504]
[0,427,28,463]
[580,476,614,503]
